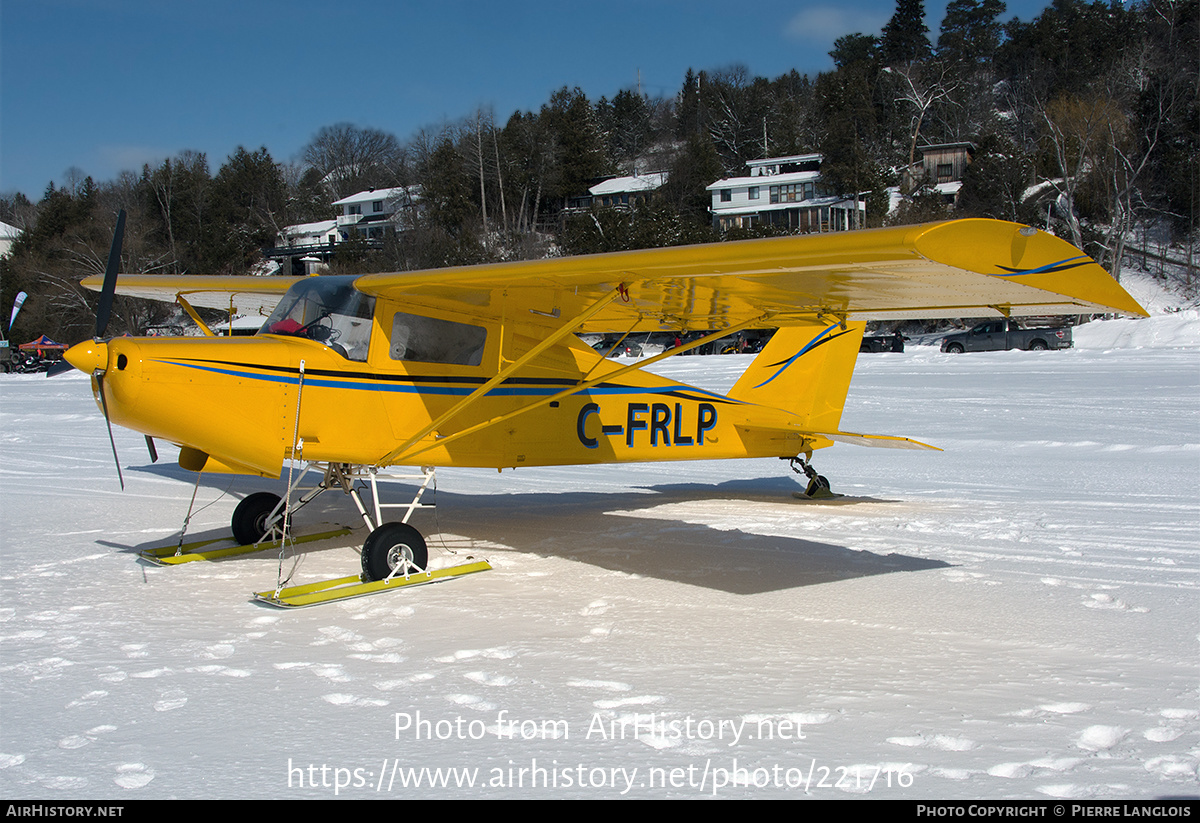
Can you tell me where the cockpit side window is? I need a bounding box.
[390,312,487,366]
[259,277,375,361]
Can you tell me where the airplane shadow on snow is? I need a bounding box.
[110,462,948,596]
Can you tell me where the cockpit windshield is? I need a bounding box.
[259,276,375,361]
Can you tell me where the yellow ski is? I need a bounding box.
[140,527,353,566]
[252,560,492,608]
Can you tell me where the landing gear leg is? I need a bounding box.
[249,465,494,608]
[233,462,331,547]
[788,456,835,500]
[337,466,438,583]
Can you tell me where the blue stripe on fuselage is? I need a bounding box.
[153,359,741,403]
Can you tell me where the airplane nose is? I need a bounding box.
[64,340,109,374]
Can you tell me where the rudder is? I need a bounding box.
[728,321,865,432]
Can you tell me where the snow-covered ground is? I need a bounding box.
[0,312,1196,799]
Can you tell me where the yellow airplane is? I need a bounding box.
[62,217,1145,605]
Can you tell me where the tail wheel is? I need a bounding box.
[361,522,428,582]
[232,492,283,545]
[805,474,832,498]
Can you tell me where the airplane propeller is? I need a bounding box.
[95,209,124,339]
[54,210,127,488]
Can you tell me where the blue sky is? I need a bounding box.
[2,0,1054,199]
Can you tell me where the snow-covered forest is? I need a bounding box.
[1,0,1196,343]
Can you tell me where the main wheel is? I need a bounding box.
[231,492,283,546]
[945,342,964,353]
[361,522,428,582]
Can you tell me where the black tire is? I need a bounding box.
[231,492,283,546]
[805,474,831,497]
[361,522,428,582]
[945,343,964,354]
[1029,340,1047,351]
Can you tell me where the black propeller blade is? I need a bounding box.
[81,210,129,489]
[96,371,124,490]
[46,209,126,379]
[96,209,125,340]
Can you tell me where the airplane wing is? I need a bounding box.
[352,219,1147,330]
[79,274,303,316]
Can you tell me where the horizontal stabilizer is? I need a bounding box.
[817,431,941,451]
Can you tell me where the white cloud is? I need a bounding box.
[95,144,172,175]
[784,6,889,44]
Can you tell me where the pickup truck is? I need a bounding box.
[940,320,1072,353]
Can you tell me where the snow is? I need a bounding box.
[1075,309,1200,350]
[1,312,1197,799]
[589,174,667,196]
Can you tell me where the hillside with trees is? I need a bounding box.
[1,0,1194,344]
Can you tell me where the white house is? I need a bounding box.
[331,185,419,241]
[275,219,338,252]
[706,154,865,233]
[0,221,21,259]
[272,186,421,274]
[566,172,668,211]
[589,172,667,209]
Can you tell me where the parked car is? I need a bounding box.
[940,320,1072,353]
[860,331,906,353]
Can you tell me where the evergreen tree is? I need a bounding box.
[138,151,210,274]
[955,132,1037,224]
[816,47,889,226]
[880,0,932,65]
[540,87,609,204]
[937,0,1007,69]
[996,0,1140,98]
[204,146,287,273]
[659,133,725,227]
[497,109,553,235]
[287,165,334,226]
[675,68,704,140]
[421,136,476,235]
[830,34,879,69]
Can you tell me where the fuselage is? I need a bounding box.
[71,304,810,478]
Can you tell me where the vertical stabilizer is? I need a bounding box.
[728,320,865,432]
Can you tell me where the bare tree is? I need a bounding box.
[1038,94,1124,250]
[883,62,961,176]
[303,123,404,199]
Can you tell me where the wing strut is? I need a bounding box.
[388,315,769,464]
[176,293,217,337]
[377,284,629,465]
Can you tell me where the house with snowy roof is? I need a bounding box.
[565,172,668,212]
[270,186,420,274]
[332,185,419,241]
[706,154,865,233]
[589,172,667,209]
[0,221,21,259]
